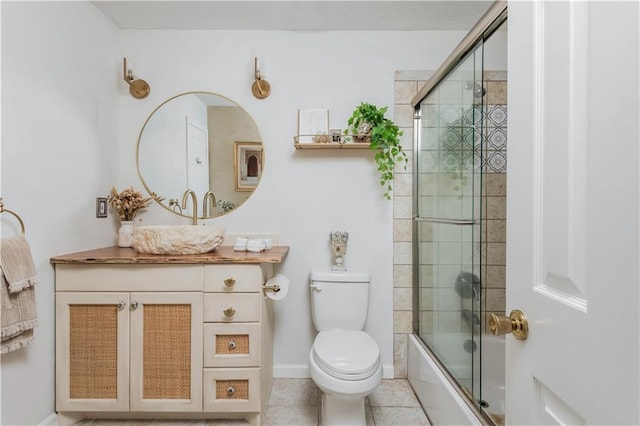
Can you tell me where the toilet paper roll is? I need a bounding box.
[264,274,289,301]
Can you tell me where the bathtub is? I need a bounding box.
[408,333,505,425]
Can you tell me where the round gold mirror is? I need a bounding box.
[137,92,263,218]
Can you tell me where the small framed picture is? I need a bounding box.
[234,141,264,191]
[96,197,108,218]
[298,109,329,143]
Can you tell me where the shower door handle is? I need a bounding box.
[488,309,529,340]
[414,216,476,226]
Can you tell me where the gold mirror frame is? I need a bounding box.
[136,92,263,219]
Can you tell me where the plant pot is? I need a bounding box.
[354,122,373,143]
[118,221,134,248]
[353,133,371,144]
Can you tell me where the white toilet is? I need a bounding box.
[309,267,383,425]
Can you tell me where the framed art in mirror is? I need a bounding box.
[234,141,263,191]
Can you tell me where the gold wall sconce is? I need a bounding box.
[251,57,271,99]
[123,57,150,99]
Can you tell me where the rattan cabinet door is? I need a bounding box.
[56,292,130,412]
[129,292,203,412]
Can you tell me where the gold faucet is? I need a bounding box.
[202,191,217,217]
[181,189,198,225]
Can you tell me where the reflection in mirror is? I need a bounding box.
[137,92,263,218]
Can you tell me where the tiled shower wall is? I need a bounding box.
[391,71,507,378]
[481,72,507,332]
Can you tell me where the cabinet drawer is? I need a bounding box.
[203,368,260,412]
[55,264,203,292]
[204,265,264,292]
[204,294,260,322]
[203,323,261,367]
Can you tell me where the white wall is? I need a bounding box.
[1,2,120,424]
[118,29,466,378]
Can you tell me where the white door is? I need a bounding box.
[507,1,639,424]
[186,117,210,215]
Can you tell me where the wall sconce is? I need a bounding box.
[251,57,271,99]
[123,57,150,99]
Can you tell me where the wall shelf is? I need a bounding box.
[293,136,372,150]
[293,142,372,150]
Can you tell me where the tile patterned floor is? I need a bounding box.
[264,378,430,425]
[75,379,430,426]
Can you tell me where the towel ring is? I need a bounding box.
[0,198,26,236]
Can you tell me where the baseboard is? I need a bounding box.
[273,364,310,378]
[38,413,57,425]
[274,363,395,379]
[383,364,394,379]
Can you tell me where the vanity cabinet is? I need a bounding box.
[51,246,288,426]
[55,265,203,413]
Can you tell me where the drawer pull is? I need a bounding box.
[223,307,236,317]
[117,300,126,310]
[227,386,235,396]
[228,340,237,350]
[130,301,139,310]
[224,277,236,287]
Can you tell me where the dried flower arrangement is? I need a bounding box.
[108,187,153,221]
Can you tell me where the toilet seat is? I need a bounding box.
[312,330,381,381]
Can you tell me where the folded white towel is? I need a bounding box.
[246,239,267,253]
[233,237,249,252]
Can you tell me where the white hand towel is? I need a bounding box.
[246,239,267,252]
[234,237,249,251]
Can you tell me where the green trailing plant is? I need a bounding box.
[345,102,408,200]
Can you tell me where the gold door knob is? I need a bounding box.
[488,309,528,340]
[223,307,236,318]
[224,278,236,287]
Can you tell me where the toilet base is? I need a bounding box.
[320,393,366,426]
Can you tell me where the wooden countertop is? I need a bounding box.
[50,246,289,265]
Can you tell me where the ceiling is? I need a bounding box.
[90,1,493,31]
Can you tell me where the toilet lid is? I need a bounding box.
[312,330,381,380]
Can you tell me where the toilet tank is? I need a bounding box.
[309,267,371,331]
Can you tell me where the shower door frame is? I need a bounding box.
[410,0,508,422]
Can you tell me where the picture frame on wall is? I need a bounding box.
[298,109,329,143]
[234,141,264,191]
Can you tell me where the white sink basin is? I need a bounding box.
[131,225,225,255]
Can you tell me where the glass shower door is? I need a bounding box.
[414,41,484,404]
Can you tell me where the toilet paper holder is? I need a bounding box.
[262,284,281,293]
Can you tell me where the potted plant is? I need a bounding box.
[345,102,408,199]
[108,186,153,247]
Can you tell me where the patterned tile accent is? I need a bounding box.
[441,127,463,149]
[422,105,440,127]
[486,105,507,126]
[485,150,507,173]
[486,127,508,150]
[463,104,484,127]
[440,105,463,126]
